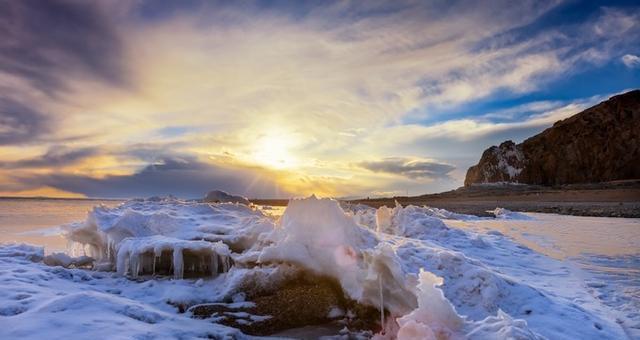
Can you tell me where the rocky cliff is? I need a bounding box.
[465,89,640,186]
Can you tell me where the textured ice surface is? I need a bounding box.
[492,207,534,220]
[0,196,635,339]
[65,197,272,277]
[43,252,94,268]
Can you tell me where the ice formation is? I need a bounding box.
[0,243,44,262]
[43,252,94,268]
[1,195,632,339]
[64,197,272,278]
[115,236,231,279]
[396,270,464,339]
[492,207,534,220]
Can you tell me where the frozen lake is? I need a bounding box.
[0,198,122,253]
[0,198,638,338]
[445,214,640,339]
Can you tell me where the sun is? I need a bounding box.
[252,132,299,169]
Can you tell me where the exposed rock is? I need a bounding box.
[465,140,525,185]
[465,90,640,186]
[190,271,382,336]
[203,190,250,205]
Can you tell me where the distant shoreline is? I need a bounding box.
[0,196,124,201]
[4,180,639,218]
[254,181,640,218]
[349,181,640,218]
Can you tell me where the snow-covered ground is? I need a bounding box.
[0,197,637,339]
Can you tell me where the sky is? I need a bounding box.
[0,0,639,199]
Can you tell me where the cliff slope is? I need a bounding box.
[465,90,640,186]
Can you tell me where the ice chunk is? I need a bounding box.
[65,197,274,265]
[116,235,231,279]
[259,196,378,300]
[375,205,393,234]
[43,253,94,268]
[372,203,451,240]
[0,243,44,262]
[493,208,533,220]
[396,269,464,339]
[258,196,418,318]
[360,244,418,316]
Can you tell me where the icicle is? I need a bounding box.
[153,255,157,276]
[120,252,129,277]
[222,255,230,272]
[379,274,385,333]
[211,253,219,277]
[116,246,127,276]
[136,254,141,277]
[129,252,139,278]
[106,236,111,261]
[173,247,184,279]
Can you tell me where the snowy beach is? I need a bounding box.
[0,197,637,339]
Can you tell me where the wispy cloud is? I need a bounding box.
[358,157,455,180]
[7,156,290,199]
[622,54,640,68]
[0,145,99,169]
[0,1,638,198]
[0,97,50,145]
[0,1,126,94]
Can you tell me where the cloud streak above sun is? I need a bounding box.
[0,0,639,198]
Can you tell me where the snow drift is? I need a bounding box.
[1,195,629,339]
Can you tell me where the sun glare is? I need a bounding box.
[252,133,298,169]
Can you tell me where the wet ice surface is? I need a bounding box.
[0,199,122,253]
[445,214,640,338]
[0,198,638,339]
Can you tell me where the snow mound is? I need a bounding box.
[347,203,480,233]
[467,310,543,340]
[2,196,629,339]
[258,196,399,309]
[396,270,464,339]
[3,290,244,339]
[0,243,44,262]
[43,253,94,268]
[493,207,534,220]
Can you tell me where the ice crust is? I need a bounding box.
[0,195,630,339]
[43,252,94,268]
[65,197,271,278]
[492,207,534,220]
